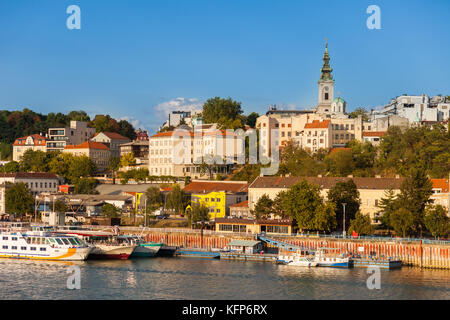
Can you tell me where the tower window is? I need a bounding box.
[325,93,329,100]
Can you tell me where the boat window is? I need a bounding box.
[12,246,17,250]
[45,239,51,245]
[2,245,8,249]
[26,238,31,244]
[49,238,56,244]
[30,247,36,251]
[2,237,8,240]
[61,238,70,245]
[12,237,17,241]
[21,247,26,250]
[75,238,83,245]
[55,238,64,245]
[68,238,77,246]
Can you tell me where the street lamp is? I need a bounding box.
[342,203,347,238]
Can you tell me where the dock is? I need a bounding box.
[351,258,402,269]
[175,248,220,259]
[220,252,278,262]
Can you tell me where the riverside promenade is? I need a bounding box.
[91,226,450,269]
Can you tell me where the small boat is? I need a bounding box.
[0,224,92,261]
[54,229,137,260]
[277,250,318,267]
[314,247,352,268]
[116,234,163,258]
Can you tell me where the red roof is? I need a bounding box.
[184,181,248,193]
[229,200,249,208]
[329,147,351,154]
[64,141,110,150]
[363,131,387,137]
[13,134,47,146]
[431,179,449,193]
[96,132,130,140]
[304,120,330,129]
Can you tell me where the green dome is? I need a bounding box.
[333,97,346,104]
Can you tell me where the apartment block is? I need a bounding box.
[12,134,47,161]
[46,121,96,152]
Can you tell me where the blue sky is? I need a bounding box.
[0,0,449,133]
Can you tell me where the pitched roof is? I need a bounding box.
[96,132,131,140]
[64,141,110,150]
[431,179,449,192]
[329,147,351,154]
[13,134,47,146]
[304,120,331,129]
[0,172,58,179]
[363,131,387,137]
[248,176,405,190]
[184,181,248,193]
[229,200,249,208]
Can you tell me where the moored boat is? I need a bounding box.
[277,249,318,267]
[116,234,163,258]
[314,247,352,268]
[0,225,92,261]
[54,229,137,260]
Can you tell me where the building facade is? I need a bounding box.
[12,134,47,161]
[0,173,60,197]
[46,121,96,152]
[91,132,131,158]
[63,141,111,173]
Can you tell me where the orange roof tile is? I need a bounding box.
[184,181,248,193]
[64,141,110,150]
[363,131,387,137]
[98,132,130,140]
[229,200,249,208]
[13,134,47,146]
[431,179,449,193]
[304,120,330,129]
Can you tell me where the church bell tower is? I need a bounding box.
[317,40,335,114]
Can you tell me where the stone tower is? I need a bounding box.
[317,40,335,114]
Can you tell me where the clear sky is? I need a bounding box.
[1,0,449,133]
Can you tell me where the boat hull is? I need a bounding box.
[0,247,92,261]
[87,245,136,260]
[131,243,163,258]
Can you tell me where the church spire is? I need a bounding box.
[320,39,333,82]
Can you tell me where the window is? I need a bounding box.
[2,237,8,240]
[351,124,354,130]
[12,237,17,241]
[55,238,63,245]
[21,247,27,250]
[233,225,240,232]
[40,247,46,251]
[2,245,8,249]
[219,224,233,232]
[325,93,329,100]
[335,134,339,139]
[12,246,17,250]
[30,247,37,251]
[375,199,379,206]
[216,198,220,202]
[216,209,220,213]
[281,132,285,137]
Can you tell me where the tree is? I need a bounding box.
[397,167,433,236]
[281,180,324,231]
[165,184,186,214]
[390,208,415,238]
[327,179,360,232]
[101,203,121,218]
[120,152,136,168]
[377,189,399,230]
[5,182,34,218]
[348,212,374,235]
[108,156,121,184]
[202,97,244,129]
[314,202,337,233]
[0,142,12,160]
[187,202,210,226]
[245,112,259,128]
[254,194,274,220]
[145,186,162,212]
[1,161,20,173]
[53,199,68,213]
[68,110,90,122]
[19,150,48,172]
[349,107,369,121]
[74,178,98,194]
[272,191,290,219]
[424,205,450,238]
[323,149,355,177]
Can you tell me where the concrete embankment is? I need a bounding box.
[119,228,450,270]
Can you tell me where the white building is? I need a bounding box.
[0,173,60,197]
[12,134,47,162]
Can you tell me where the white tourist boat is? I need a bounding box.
[277,250,318,267]
[0,224,92,261]
[314,247,352,268]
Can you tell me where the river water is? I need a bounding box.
[0,257,448,300]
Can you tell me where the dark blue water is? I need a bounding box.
[0,257,448,300]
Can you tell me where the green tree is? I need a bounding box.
[349,107,369,121]
[323,149,355,177]
[327,179,360,232]
[145,186,162,212]
[202,97,244,129]
[314,202,337,233]
[397,167,433,236]
[0,142,12,160]
[108,156,121,184]
[254,194,274,220]
[187,202,210,226]
[120,152,136,168]
[245,112,259,128]
[390,208,415,238]
[165,184,186,214]
[101,203,121,218]
[1,161,20,173]
[74,178,98,194]
[377,189,399,230]
[272,191,290,219]
[68,110,90,122]
[5,182,34,218]
[348,211,374,235]
[281,180,323,231]
[19,150,48,172]
[53,199,68,213]
[424,205,450,238]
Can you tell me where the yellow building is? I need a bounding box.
[12,134,47,162]
[192,191,227,219]
[248,176,404,224]
[63,141,111,173]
